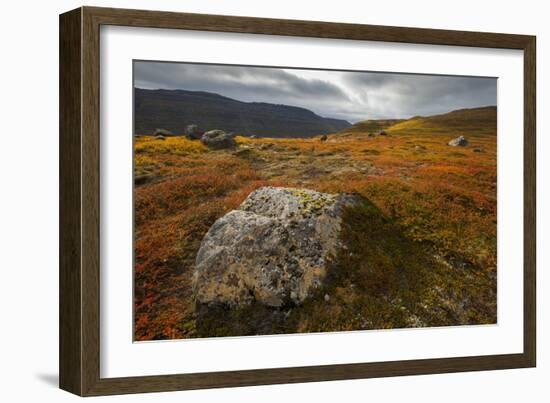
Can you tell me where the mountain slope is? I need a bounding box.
[134,88,351,137]
[339,106,496,139]
[338,119,404,135]
[387,106,497,136]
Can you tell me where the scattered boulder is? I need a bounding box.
[193,187,359,308]
[153,128,173,137]
[319,134,328,141]
[200,130,236,149]
[473,147,484,153]
[448,136,468,147]
[378,130,388,136]
[184,124,203,140]
[414,145,427,151]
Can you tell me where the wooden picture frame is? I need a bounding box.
[59,6,536,396]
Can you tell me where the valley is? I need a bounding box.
[133,106,497,340]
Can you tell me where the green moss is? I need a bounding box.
[177,316,197,338]
[191,197,496,338]
[288,188,336,215]
[303,199,493,331]
[195,303,290,337]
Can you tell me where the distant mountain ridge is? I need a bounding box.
[134,88,351,138]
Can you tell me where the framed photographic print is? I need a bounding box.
[59,6,536,396]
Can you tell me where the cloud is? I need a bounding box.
[134,61,496,123]
[343,72,497,119]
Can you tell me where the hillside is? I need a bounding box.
[134,88,351,137]
[338,119,404,135]
[388,106,497,136]
[339,106,497,138]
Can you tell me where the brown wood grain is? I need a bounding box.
[59,6,537,396]
[523,38,537,367]
[81,6,102,396]
[59,7,82,395]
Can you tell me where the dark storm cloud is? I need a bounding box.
[343,72,497,120]
[134,61,496,123]
[134,62,351,112]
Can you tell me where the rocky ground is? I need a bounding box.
[133,111,497,340]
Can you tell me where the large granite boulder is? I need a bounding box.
[193,187,358,308]
[200,130,236,149]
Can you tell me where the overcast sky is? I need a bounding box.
[134,61,497,123]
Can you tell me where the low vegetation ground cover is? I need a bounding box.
[134,109,497,340]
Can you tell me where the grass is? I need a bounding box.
[134,107,497,340]
[135,136,208,156]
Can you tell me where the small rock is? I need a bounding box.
[184,124,203,140]
[134,174,155,185]
[319,134,328,141]
[324,294,330,302]
[368,132,376,137]
[153,128,173,137]
[378,130,388,136]
[200,130,236,149]
[473,147,484,153]
[414,145,427,151]
[154,135,165,141]
[249,135,257,139]
[448,136,468,147]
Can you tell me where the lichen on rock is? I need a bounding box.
[192,187,358,309]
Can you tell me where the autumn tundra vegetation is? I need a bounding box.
[134,105,497,340]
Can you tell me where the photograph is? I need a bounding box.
[132,60,498,341]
